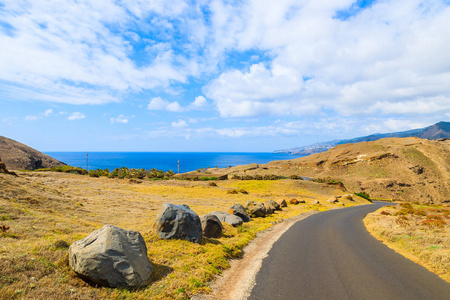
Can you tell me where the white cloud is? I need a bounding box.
[1,0,450,122]
[147,97,184,112]
[25,115,40,121]
[110,114,129,124]
[67,112,86,121]
[171,119,188,128]
[25,108,54,121]
[147,96,209,112]
[44,109,53,117]
[191,96,207,108]
[0,0,197,105]
[204,0,450,118]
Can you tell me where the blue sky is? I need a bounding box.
[1,0,449,152]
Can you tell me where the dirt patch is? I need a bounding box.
[192,211,318,300]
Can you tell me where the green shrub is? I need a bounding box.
[355,192,371,201]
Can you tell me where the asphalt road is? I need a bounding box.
[249,202,450,300]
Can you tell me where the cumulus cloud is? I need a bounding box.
[2,0,450,123]
[67,112,86,121]
[147,97,184,112]
[204,0,450,118]
[110,114,129,124]
[191,96,207,108]
[148,96,210,112]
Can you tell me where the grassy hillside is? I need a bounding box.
[207,137,449,203]
[0,171,366,299]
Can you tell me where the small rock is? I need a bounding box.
[264,202,275,214]
[209,211,243,227]
[290,198,300,205]
[327,197,338,204]
[245,201,267,217]
[229,203,251,222]
[268,200,282,211]
[153,203,202,243]
[280,199,288,207]
[312,200,320,205]
[200,214,223,238]
[69,225,153,288]
[342,194,354,201]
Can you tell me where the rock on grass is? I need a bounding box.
[153,203,202,244]
[69,225,153,289]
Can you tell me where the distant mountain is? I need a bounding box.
[275,121,450,155]
[0,135,66,170]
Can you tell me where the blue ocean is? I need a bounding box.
[44,152,302,173]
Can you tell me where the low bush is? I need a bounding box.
[200,176,218,181]
[355,191,371,201]
[420,218,446,228]
[399,202,414,209]
[227,189,249,195]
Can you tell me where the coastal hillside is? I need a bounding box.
[0,135,65,170]
[198,137,450,203]
[276,121,450,155]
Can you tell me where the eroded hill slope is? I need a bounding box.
[0,135,65,170]
[202,137,449,203]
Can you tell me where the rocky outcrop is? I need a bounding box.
[229,203,251,222]
[209,211,243,227]
[69,225,153,288]
[0,135,66,170]
[153,203,202,243]
[200,214,223,238]
[245,201,266,217]
[280,199,288,207]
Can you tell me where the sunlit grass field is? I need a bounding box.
[364,203,450,283]
[0,172,367,299]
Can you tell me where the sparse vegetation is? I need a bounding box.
[229,174,287,180]
[33,165,176,181]
[365,203,450,283]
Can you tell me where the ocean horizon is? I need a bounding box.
[44,152,303,173]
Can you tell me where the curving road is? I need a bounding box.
[249,202,450,300]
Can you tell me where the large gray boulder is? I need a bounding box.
[200,214,223,238]
[245,201,266,217]
[210,211,243,227]
[69,225,153,288]
[229,203,251,222]
[153,203,202,244]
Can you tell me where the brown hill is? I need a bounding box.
[193,137,450,203]
[0,135,66,170]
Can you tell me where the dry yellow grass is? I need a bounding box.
[364,203,450,283]
[0,172,367,299]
